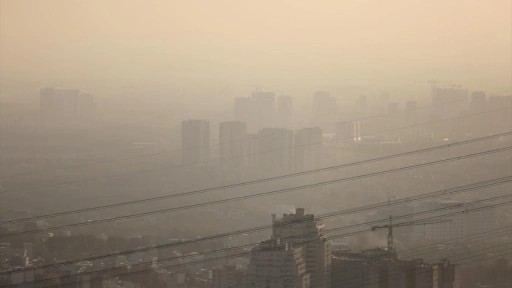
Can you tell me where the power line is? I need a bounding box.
[2,176,508,275]
[2,105,509,196]
[4,191,510,286]
[20,198,512,288]
[1,146,509,238]
[396,225,512,258]
[2,132,510,225]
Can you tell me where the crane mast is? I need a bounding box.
[371,215,452,259]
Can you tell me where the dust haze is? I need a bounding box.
[1,1,511,287]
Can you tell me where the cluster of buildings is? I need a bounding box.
[181,88,511,175]
[2,207,509,288]
[182,120,323,174]
[209,208,461,288]
[331,249,459,288]
[39,87,96,122]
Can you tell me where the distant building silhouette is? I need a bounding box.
[219,121,247,169]
[331,248,459,288]
[256,128,294,174]
[40,87,95,120]
[294,127,322,172]
[312,91,337,129]
[181,120,210,165]
[277,95,293,128]
[234,90,276,132]
[469,91,487,113]
[431,87,469,118]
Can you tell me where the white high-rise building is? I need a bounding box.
[247,238,310,288]
[272,208,331,288]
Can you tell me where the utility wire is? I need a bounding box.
[1,146,509,239]
[3,131,510,225]
[1,98,477,180]
[2,106,509,196]
[5,195,510,287]
[25,199,512,288]
[2,176,508,275]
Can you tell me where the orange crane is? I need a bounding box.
[371,216,452,254]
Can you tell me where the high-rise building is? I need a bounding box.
[243,133,259,169]
[294,127,322,172]
[234,97,252,126]
[272,208,331,288]
[277,95,293,128]
[331,249,459,288]
[181,120,210,165]
[431,87,469,118]
[251,90,276,130]
[247,238,310,288]
[219,121,247,169]
[234,90,276,132]
[40,87,95,119]
[312,91,337,129]
[256,128,294,174]
[487,95,512,110]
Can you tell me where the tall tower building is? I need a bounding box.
[294,127,322,172]
[219,121,247,170]
[181,120,210,165]
[273,208,331,288]
[247,239,310,288]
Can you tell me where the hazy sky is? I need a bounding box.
[1,0,511,97]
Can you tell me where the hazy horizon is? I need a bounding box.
[1,0,511,100]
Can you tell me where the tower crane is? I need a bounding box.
[371,216,452,255]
